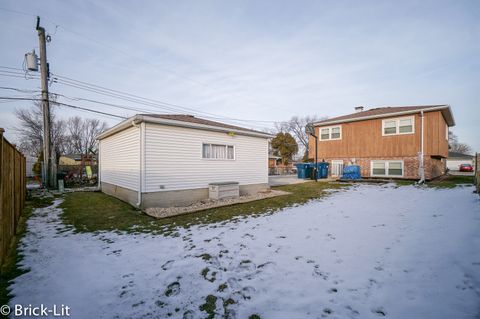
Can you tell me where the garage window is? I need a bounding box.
[371,160,404,177]
[202,143,235,160]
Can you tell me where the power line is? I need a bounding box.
[51,73,286,125]
[0,65,281,130]
[0,68,272,130]
[0,86,40,93]
[0,96,126,119]
[0,10,289,119]
[50,78,273,131]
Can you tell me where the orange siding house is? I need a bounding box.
[308,105,455,180]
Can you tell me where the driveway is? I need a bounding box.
[9,184,480,319]
[448,170,475,176]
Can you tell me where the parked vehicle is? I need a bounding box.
[459,164,473,172]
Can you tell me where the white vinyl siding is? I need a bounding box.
[99,126,140,191]
[144,124,268,192]
[382,116,414,136]
[319,125,342,141]
[371,160,404,177]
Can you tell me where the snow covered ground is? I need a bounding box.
[9,184,480,319]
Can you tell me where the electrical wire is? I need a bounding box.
[51,73,286,127]
[0,9,290,120]
[0,96,126,119]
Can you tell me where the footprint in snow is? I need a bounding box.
[165,282,181,297]
[313,266,329,280]
[345,305,360,316]
[328,287,338,293]
[371,307,387,316]
[242,233,254,239]
[161,260,174,270]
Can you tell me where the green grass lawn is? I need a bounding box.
[395,175,474,188]
[60,182,350,235]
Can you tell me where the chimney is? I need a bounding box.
[354,106,364,113]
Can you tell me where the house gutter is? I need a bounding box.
[131,119,143,207]
[313,105,455,127]
[97,115,274,141]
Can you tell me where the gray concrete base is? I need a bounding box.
[141,183,270,209]
[239,183,269,196]
[141,188,209,209]
[101,182,139,207]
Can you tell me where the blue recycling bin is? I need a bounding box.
[295,163,311,179]
[342,165,361,179]
[308,162,330,179]
[319,162,329,178]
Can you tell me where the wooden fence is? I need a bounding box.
[0,128,26,266]
[475,153,480,194]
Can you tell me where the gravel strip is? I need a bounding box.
[145,189,291,219]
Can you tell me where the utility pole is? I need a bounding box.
[36,16,53,189]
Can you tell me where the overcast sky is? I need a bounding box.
[0,0,479,151]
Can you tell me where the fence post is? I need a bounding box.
[476,152,479,193]
[0,128,4,264]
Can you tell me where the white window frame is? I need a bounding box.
[445,124,449,140]
[319,125,342,141]
[382,116,415,136]
[370,160,404,177]
[202,143,235,161]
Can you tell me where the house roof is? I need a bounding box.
[97,114,274,140]
[448,151,474,159]
[313,105,455,127]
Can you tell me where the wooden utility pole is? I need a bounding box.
[36,16,52,188]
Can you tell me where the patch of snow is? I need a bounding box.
[9,185,480,319]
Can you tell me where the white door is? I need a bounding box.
[331,160,344,177]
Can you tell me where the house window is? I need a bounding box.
[371,160,404,177]
[382,116,414,136]
[320,128,330,140]
[319,126,342,141]
[202,143,235,160]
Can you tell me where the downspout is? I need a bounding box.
[131,120,143,207]
[418,111,425,184]
[97,141,101,191]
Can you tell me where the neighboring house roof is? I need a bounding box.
[313,105,455,127]
[61,154,97,161]
[448,151,473,159]
[269,154,281,159]
[97,114,274,140]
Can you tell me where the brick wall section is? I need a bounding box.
[426,157,446,180]
[323,156,445,180]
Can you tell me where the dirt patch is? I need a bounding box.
[145,190,291,219]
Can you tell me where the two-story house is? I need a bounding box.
[308,105,455,180]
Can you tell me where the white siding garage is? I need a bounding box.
[97,114,272,208]
[446,152,474,171]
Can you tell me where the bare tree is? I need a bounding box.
[275,115,327,160]
[65,116,108,154]
[15,100,67,156]
[449,131,472,154]
[15,101,108,157]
